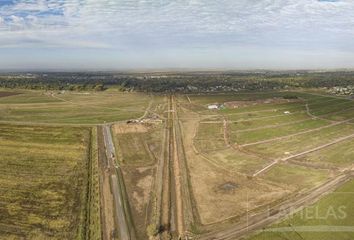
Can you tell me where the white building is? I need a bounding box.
[208,104,219,110]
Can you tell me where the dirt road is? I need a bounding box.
[155,95,193,239]
[157,97,173,239]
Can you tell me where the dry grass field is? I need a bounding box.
[0,124,92,239]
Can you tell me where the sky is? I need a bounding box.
[0,0,354,70]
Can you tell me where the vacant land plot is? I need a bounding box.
[113,123,162,166]
[245,123,354,159]
[194,122,226,152]
[293,138,354,169]
[232,118,329,145]
[259,163,330,191]
[179,108,290,226]
[180,91,354,233]
[0,90,150,124]
[249,179,354,240]
[112,123,163,239]
[228,112,311,131]
[206,148,270,175]
[0,124,91,239]
[309,99,354,116]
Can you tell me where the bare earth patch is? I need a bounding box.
[122,166,154,239]
[113,123,149,134]
[0,91,20,98]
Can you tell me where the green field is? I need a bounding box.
[232,118,330,145]
[293,138,354,168]
[245,123,354,159]
[228,112,311,131]
[0,124,93,239]
[0,90,150,124]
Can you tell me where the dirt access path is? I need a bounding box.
[156,96,173,239]
[155,95,193,239]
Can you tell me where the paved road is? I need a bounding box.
[111,175,130,240]
[103,125,116,163]
[102,125,130,240]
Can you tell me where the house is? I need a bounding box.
[284,111,291,114]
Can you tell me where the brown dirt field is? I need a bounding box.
[224,98,302,109]
[179,108,291,225]
[122,166,155,240]
[113,123,149,134]
[0,91,20,98]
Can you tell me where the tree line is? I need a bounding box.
[1,71,354,92]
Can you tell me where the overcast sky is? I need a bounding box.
[0,0,354,70]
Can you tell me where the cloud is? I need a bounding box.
[0,0,354,69]
[1,0,354,47]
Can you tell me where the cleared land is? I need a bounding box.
[112,122,164,239]
[178,91,354,239]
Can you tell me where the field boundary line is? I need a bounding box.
[222,97,340,117]
[241,117,354,147]
[234,118,316,133]
[253,132,354,177]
